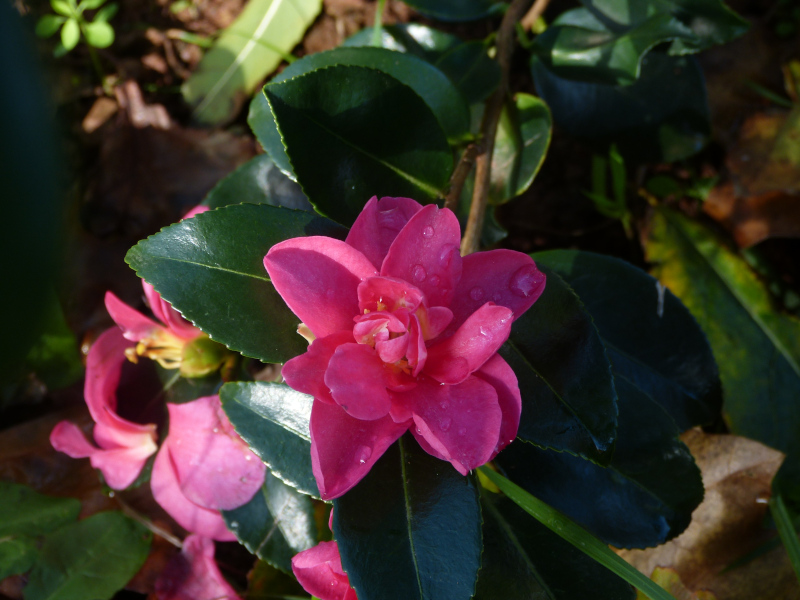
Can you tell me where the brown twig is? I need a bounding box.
[461,0,536,256]
[521,0,552,31]
[444,143,479,212]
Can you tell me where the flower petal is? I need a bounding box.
[143,282,200,340]
[345,196,423,270]
[155,535,241,600]
[324,344,391,421]
[357,276,423,314]
[50,421,98,458]
[310,400,408,500]
[84,328,135,424]
[450,250,545,332]
[473,354,521,456]
[166,396,265,511]
[264,237,378,338]
[151,447,236,541]
[424,303,513,384]
[292,541,357,600]
[407,376,501,475]
[282,332,354,405]
[105,292,161,342]
[381,205,462,308]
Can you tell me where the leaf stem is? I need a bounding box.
[444,143,478,212]
[461,0,535,255]
[770,493,800,584]
[371,0,387,47]
[478,466,678,600]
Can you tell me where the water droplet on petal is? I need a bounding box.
[429,275,440,286]
[422,226,435,238]
[356,445,372,464]
[509,264,545,298]
[212,427,219,433]
[245,455,252,461]
[458,427,467,436]
[412,264,427,282]
[470,286,484,301]
[440,417,452,431]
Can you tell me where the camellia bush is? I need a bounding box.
[11,0,800,599]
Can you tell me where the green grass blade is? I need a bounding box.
[770,493,800,583]
[478,466,677,600]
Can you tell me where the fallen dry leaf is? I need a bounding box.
[619,430,800,600]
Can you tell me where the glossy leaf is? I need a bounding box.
[333,435,482,600]
[399,0,506,21]
[535,249,722,431]
[265,65,453,226]
[646,207,800,502]
[489,93,552,204]
[202,153,311,211]
[343,23,462,62]
[25,512,151,600]
[434,41,501,105]
[0,535,38,579]
[581,0,749,55]
[0,481,81,538]
[532,52,710,163]
[496,377,703,549]
[475,493,635,600]
[223,470,317,572]
[220,381,319,498]
[182,0,322,125]
[500,264,617,463]
[125,203,347,363]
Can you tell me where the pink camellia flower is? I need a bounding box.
[155,534,241,600]
[150,395,266,541]
[264,197,545,499]
[292,541,358,600]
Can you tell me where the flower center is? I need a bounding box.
[125,329,186,370]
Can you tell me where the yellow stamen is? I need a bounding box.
[124,330,186,370]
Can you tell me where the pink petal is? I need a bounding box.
[282,332,354,405]
[93,411,158,451]
[424,303,513,384]
[357,276,423,315]
[50,421,98,458]
[151,447,236,541]
[375,333,408,364]
[143,282,200,340]
[264,237,378,339]
[450,250,545,332]
[404,316,427,377]
[182,205,210,220]
[324,344,391,421]
[345,196,423,270]
[381,205,463,308]
[407,376,502,475]
[104,292,161,343]
[166,396,265,511]
[84,328,135,425]
[292,541,358,600]
[473,354,522,456]
[155,534,241,600]
[420,306,453,341]
[310,400,408,500]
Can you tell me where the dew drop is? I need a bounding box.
[440,417,452,431]
[412,264,427,282]
[212,427,219,433]
[458,427,467,436]
[356,445,372,464]
[230,521,239,529]
[469,286,484,301]
[422,226,435,238]
[429,275,440,286]
[245,455,252,461]
[509,264,545,298]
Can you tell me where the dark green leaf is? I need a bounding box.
[223,470,317,572]
[0,482,81,538]
[248,93,295,178]
[489,93,551,204]
[0,535,38,579]
[35,15,66,38]
[496,377,703,548]
[399,0,506,21]
[532,52,710,163]
[93,2,117,22]
[333,435,481,600]
[434,41,500,105]
[25,512,151,600]
[125,203,347,363]
[343,23,462,62]
[646,208,800,503]
[202,153,311,211]
[535,249,722,431]
[475,493,635,600]
[581,0,749,55]
[501,265,617,463]
[265,65,453,226]
[220,382,319,498]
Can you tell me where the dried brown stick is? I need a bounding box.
[444,143,479,212]
[521,0,552,31]
[461,0,536,256]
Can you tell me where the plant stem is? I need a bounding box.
[770,493,800,584]
[521,0,552,31]
[371,0,387,47]
[444,143,478,212]
[461,0,535,256]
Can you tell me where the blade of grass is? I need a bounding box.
[478,466,677,600]
[770,493,800,584]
